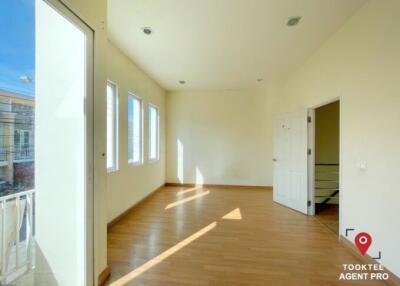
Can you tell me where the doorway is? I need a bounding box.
[309,100,340,235]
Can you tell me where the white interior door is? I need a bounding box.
[273,110,309,214]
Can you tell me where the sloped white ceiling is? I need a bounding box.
[108,0,366,91]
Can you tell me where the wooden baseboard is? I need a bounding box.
[107,184,165,230]
[165,182,272,190]
[339,235,400,286]
[98,265,111,286]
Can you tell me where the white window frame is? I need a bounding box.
[106,80,119,172]
[14,129,33,149]
[148,103,160,162]
[128,93,143,166]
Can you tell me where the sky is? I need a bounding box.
[0,0,35,97]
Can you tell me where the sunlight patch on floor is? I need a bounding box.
[165,191,210,209]
[176,186,204,196]
[222,208,242,220]
[108,222,217,286]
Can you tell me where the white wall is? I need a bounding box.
[106,41,166,222]
[166,89,277,186]
[278,0,400,276]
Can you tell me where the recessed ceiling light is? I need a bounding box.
[179,80,186,84]
[287,16,302,27]
[257,78,263,82]
[142,27,152,35]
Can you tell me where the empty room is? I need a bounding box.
[1,0,399,285]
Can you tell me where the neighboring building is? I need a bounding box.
[0,89,34,195]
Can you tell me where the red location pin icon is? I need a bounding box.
[354,232,372,255]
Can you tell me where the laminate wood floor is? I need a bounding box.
[315,204,339,235]
[107,186,386,286]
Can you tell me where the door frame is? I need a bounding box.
[307,97,342,238]
[40,0,95,284]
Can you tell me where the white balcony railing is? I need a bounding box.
[13,147,34,162]
[0,189,35,284]
[0,151,6,162]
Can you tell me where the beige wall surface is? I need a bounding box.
[278,0,400,276]
[315,101,339,164]
[106,41,166,222]
[166,88,277,186]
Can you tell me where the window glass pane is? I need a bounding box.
[14,130,21,145]
[149,106,158,160]
[106,82,116,170]
[127,98,133,161]
[24,131,30,146]
[128,95,142,164]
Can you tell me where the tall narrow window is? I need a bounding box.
[107,81,118,171]
[128,94,143,165]
[149,104,159,161]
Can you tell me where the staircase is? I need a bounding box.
[315,163,339,208]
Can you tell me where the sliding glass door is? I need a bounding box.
[35,0,93,285]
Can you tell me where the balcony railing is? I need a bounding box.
[13,147,34,162]
[0,147,34,163]
[0,150,6,162]
[0,189,35,284]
